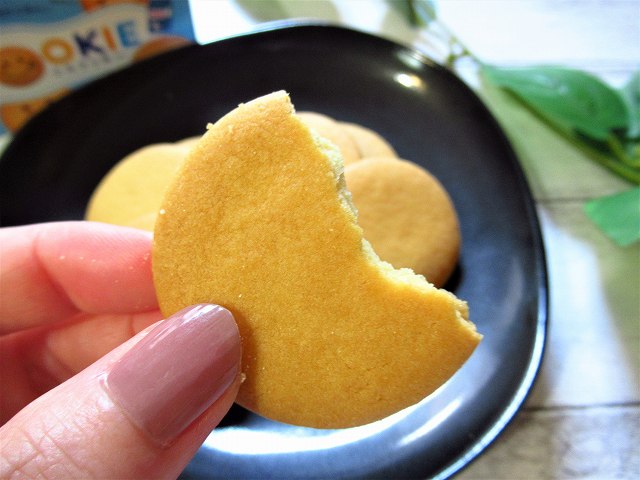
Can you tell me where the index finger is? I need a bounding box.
[0,221,158,334]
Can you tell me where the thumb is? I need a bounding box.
[0,304,242,479]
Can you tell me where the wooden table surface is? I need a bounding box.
[191,1,639,478]
[434,2,639,478]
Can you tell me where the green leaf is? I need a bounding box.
[619,71,640,139]
[481,65,630,141]
[584,187,640,246]
[572,131,640,171]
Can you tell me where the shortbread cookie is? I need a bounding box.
[345,157,460,287]
[0,46,44,86]
[0,89,69,132]
[123,211,160,231]
[152,91,480,429]
[86,144,186,228]
[133,35,192,62]
[297,111,360,165]
[175,136,201,150]
[341,122,398,159]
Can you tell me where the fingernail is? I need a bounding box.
[104,304,241,445]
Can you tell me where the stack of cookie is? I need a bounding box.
[87,108,460,287]
[149,92,480,428]
[298,111,460,288]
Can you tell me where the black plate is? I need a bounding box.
[0,24,547,479]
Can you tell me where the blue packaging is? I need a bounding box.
[0,0,195,134]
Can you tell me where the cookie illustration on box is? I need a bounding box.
[0,89,69,132]
[133,36,193,62]
[80,0,148,12]
[0,46,44,87]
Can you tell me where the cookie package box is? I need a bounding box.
[0,0,195,135]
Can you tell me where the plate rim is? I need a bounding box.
[0,22,549,479]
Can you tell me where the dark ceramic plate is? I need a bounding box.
[0,24,547,479]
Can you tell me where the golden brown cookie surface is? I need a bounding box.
[175,135,201,150]
[152,91,480,429]
[0,46,44,86]
[86,143,187,228]
[133,35,193,62]
[0,89,69,132]
[341,122,398,159]
[297,111,360,165]
[80,0,147,12]
[345,157,460,287]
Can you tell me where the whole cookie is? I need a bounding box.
[152,91,480,429]
[123,211,161,231]
[297,111,360,165]
[133,35,193,62]
[340,122,398,159]
[175,135,201,150]
[80,0,147,11]
[345,157,460,287]
[86,143,187,228]
[0,46,44,86]
[0,89,69,132]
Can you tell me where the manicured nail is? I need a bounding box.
[105,304,241,445]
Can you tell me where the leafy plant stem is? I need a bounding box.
[404,1,480,67]
[405,0,426,28]
[606,135,640,168]
[566,132,640,184]
[438,20,481,68]
[404,0,639,185]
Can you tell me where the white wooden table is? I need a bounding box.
[190,1,639,478]
[437,2,640,478]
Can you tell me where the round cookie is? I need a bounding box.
[0,46,44,86]
[175,135,201,150]
[345,157,460,288]
[123,211,159,231]
[133,35,192,62]
[0,89,69,132]
[80,0,147,11]
[296,111,360,165]
[152,91,481,429]
[86,143,187,229]
[340,122,398,159]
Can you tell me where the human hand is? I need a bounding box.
[0,222,242,478]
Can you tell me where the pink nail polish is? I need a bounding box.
[104,304,241,445]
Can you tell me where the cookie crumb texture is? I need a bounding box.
[152,91,481,429]
[345,158,460,288]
